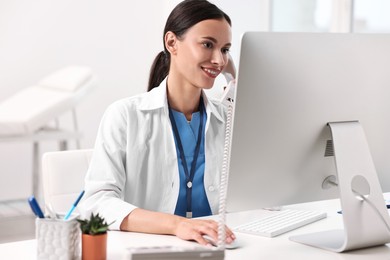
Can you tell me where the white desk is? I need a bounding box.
[1,197,390,259]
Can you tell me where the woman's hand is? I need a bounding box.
[121,208,235,246]
[174,218,236,246]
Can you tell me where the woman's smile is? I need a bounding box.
[202,67,221,78]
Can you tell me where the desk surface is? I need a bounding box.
[1,197,390,260]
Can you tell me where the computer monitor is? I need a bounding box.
[226,32,390,251]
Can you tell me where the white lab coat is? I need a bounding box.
[80,78,227,230]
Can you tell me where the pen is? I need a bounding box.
[64,190,85,220]
[28,195,45,218]
[45,203,57,219]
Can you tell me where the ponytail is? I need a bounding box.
[147,51,170,91]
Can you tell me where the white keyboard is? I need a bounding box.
[233,209,327,238]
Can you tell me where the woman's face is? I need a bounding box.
[167,18,232,90]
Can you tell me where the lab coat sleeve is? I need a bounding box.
[80,100,136,230]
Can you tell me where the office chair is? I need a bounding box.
[41,149,93,214]
[0,66,97,197]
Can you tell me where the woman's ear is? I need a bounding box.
[165,31,178,55]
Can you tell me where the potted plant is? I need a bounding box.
[77,213,114,260]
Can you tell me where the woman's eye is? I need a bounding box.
[222,48,230,54]
[203,42,213,49]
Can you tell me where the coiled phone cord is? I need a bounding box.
[217,100,234,249]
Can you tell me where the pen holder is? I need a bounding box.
[36,215,81,260]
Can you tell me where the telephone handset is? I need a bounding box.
[220,54,236,106]
[222,53,237,83]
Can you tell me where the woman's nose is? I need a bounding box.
[211,51,226,67]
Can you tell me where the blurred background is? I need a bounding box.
[0,0,389,221]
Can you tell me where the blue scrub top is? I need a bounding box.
[170,109,212,218]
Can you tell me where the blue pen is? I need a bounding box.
[64,190,85,220]
[28,195,45,218]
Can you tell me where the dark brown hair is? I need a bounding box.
[147,0,231,91]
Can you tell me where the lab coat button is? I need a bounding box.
[208,186,215,192]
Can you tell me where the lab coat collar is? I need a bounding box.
[138,77,224,123]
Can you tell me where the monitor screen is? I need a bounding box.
[226,32,390,212]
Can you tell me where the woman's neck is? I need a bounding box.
[167,78,202,121]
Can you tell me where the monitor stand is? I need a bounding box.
[290,121,390,252]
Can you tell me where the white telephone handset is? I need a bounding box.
[220,54,237,106]
[217,54,237,249]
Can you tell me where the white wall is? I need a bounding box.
[0,0,164,200]
[0,0,265,200]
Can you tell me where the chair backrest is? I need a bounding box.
[42,149,93,214]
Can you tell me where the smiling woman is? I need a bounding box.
[80,0,237,247]
[165,18,231,120]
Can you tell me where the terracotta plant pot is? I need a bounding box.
[81,233,107,260]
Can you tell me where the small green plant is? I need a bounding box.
[77,213,114,235]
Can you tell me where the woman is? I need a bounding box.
[81,0,236,246]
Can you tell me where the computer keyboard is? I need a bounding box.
[233,209,327,238]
